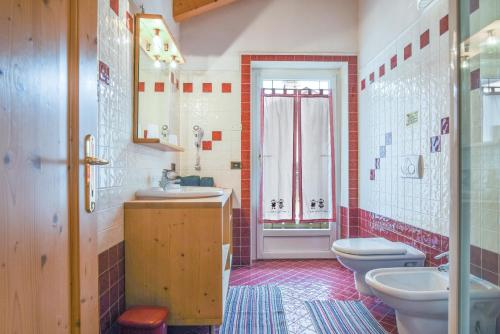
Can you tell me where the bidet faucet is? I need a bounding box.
[435,251,449,272]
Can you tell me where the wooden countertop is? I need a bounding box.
[124,188,232,209]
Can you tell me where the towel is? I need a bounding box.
[200,177,214,187]
[180,175,201,186]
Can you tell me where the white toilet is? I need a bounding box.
[331,237,426,295]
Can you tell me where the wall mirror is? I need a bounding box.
[133,13,185,151]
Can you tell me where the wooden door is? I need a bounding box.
[0,0,71,332]
[0,0,100,333]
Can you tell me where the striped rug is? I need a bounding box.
[304,300,387,334]
[219,285,288,334]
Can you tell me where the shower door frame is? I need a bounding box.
[251,66,343,260]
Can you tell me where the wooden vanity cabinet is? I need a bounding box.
[124,190,232,326]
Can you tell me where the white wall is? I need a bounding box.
[97,0,180,252]
[358,0,426,67]
[180,0,359,70]
[358,0,451,236]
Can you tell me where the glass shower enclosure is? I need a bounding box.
[458,0,500,332]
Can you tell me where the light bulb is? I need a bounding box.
[461,58,469,69]
[154,56,161,68]
[170,60,177,69]
[153,29,162,50]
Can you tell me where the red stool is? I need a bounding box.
[117,306,168,334]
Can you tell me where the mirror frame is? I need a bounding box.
[132,13,184,151]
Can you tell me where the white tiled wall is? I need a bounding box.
[359,0,451,236]
[96,0,179,252]
[179,70,242,206]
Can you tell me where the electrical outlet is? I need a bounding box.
[230,161,241,169]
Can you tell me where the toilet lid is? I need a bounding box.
[332,238,407,255]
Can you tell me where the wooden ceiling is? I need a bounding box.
[173,0,237,22]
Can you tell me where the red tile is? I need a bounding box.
[138,81,145,92]
[110,0,119,15]
[99,61,110,85]
[470,0,479,13]
[212,131,222,141]
[471,69,480,90]
[379,64,385,78]
[202,82,212,93]
[404,43,412,60]
[440,15,449,35]
[126,11,133,34]
[420,29,430,49]
[183,82,193,93]
[361,79,366,90]
[154,82,164,92]
[369,72,375,83]
[390,55,398,70]
[222,82,232,93]
[202,141,212,150]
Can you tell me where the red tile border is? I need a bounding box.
[212,131,222,141]
[138,81,145,92]
[379,64,385,78]
[358,209,449,267]
[202,140,212,150]
[202,82,212,93]
[470,68,480,90]
[440,15,449,35]
[126,11,134,34]
[470,0,479,13]
[110,0,119,16]
[183,82,193,93]
[98,241,125,333]
[420,29,430,49]
[404,43,412,60]
[222,82,232,93]
[154,82,164,92]
[390,55,398,70]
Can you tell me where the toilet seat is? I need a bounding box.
[332,238,425,261]
[332,237,407,255]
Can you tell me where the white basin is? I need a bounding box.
[366,267,500,334]
[135,186,224,199]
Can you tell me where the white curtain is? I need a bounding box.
[261,96,295,221]
[299,97,334,221]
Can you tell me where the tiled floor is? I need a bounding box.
[169,259,398,334]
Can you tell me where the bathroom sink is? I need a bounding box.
[366,267,500,334]
[135,186,224,199]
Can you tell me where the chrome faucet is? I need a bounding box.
[435,251,449,272]
[159,168,177,190]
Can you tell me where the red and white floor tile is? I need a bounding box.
[169,259,398,334]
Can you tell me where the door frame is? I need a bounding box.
[250,65,346,260]
[68,0,99,332]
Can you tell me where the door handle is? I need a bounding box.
[84,135,107,213]
[84,156,109,165]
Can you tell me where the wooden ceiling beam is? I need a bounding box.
[173,0,237,22]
